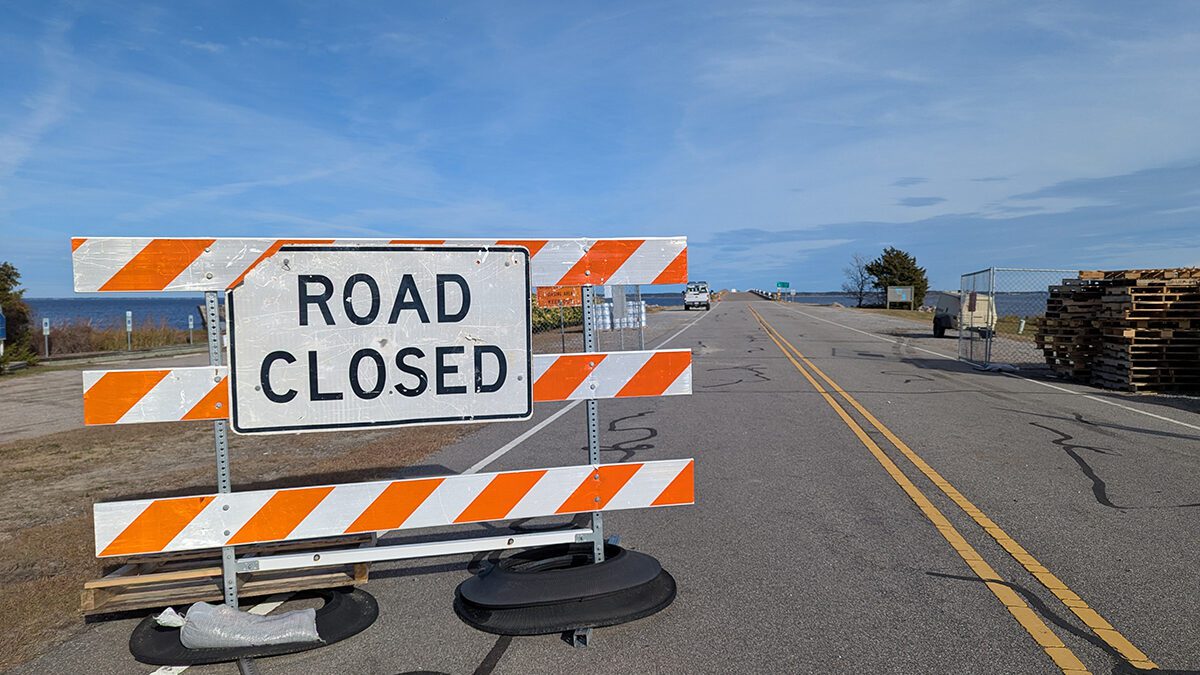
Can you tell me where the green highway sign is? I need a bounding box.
[776,281,789,289]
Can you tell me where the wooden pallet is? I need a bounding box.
[82,535,373,615]
[1036,271,1200,390]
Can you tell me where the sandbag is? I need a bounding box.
[154,602,321,649]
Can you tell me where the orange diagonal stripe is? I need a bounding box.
[652,247,688,285]
[495,239,548,257]
[83,370,171,425]
[556,463,643,513]
[389,239,446,245]
[228,239,335,289]
[534,354,605,402]
[454,470,547,523]
[100,496,214,556]
[181,377,229,421]
[652,460,695,506]
[556,240,644,285]
[226,486,334,545]
[71,237,87,252]
[344,478,445,533]
[99,239,216,291]
[615,351,691,398]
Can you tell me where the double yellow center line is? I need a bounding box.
[749,306,1156,674]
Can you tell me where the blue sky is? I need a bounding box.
[3,1,1200,295]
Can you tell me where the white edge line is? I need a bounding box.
[151,305,715,673]
[464,400,582,474]
[466,305,713,475]
[775,304,1200,433]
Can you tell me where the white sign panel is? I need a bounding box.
[228,246,532,434]
[125,310,133,332]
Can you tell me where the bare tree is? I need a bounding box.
[841,253,872,307]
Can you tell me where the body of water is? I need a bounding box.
[28,297,204,330]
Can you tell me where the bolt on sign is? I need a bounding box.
[228,246,533,434]
[535,286,582,307]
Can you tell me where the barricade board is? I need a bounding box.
[71,237,688,291]
[93,459,695,557]
[228,246,532,434]
[81,349,693,426]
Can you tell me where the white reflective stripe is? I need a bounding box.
[590,352,654,398]
[93,501,141,555]
[403,473,493,528]
[505,465,593,519]
[531,354,558,382]
[663,366,692,395]
[117,369,221,424]
[610,238,685,285]
[287,482,389,540]
[606,460,689,510]
[167,492,274,552]
[72,238,143,292]
[529,239,590,284]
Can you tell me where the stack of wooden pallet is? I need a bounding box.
[1036,269,1200,392]
[1036,278,1105,378]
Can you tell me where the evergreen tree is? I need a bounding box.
[0,262,36,364]
[864,247,929,308]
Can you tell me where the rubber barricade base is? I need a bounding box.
[454,544,677,635]
[129,587,378,665]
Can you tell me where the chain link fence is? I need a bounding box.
[957,268,1078,370]
[532,285,646,355]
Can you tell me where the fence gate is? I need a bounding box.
[958,267,1079,369]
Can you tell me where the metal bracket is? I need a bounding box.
[567,627,592,648]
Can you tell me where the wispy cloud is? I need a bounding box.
[897,196,946,207]
[892,176,926,187]
[0,19,72,184]
[180,39,226,53]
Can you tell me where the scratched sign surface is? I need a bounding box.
[228,246,532,434]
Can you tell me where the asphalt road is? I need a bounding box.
[19,296,1200,674]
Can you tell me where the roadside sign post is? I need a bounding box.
[205,290,238,608]
[43,318,50,357]
[581,285,605,562]
[125,310,133,351]
[777,281,789,301]
[188,314,194,345]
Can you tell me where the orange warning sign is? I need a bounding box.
[536,286,583,307]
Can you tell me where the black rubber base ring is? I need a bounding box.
[129,587,378,666]
[453,544,678,635]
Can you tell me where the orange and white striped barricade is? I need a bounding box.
[74,237,694,644]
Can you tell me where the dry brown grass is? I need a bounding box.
[45,319,192,356]
[0,419,474,669]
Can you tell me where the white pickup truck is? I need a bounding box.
[683,281,711,311]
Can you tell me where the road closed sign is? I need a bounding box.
[227,245,532,434]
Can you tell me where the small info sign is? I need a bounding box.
[535,286,582,307]
[228,246,532,434]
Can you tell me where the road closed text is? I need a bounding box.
[228,247,532,433]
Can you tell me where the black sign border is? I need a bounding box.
[228,245,533,434]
